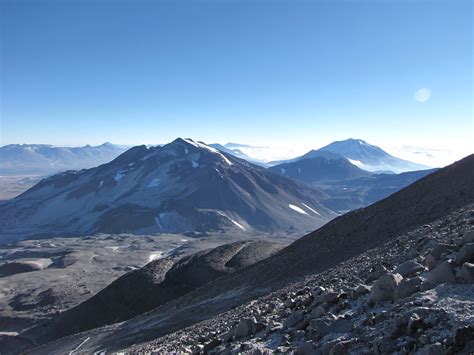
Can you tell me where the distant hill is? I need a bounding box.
[269,138,430,173]
[0,143,127,175]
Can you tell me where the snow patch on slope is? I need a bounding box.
[289,204,308,215]
[114,170,126,182]
[302,203,321,216]
[148,178,161,188]
[348,159,364,168]
[184,139,233,166]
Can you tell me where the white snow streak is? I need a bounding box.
[148,251,164,262]
[230,219,246,231]
[68,337,90,354]
[289,204,308,215]
[302,203,321,216]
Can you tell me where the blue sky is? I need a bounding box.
[1,0,472,164]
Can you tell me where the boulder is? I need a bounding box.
[407,312,423,333]
[420,342,444,355]
[311,305,326,319]
[370,273,403,303]
[395,276,422,300]
[428,260,456,285]
[455,243,474,264]
[394,260,425,277]
[425,243,454,269]
[453,325,474,351]
[310,315,353,337]
[234,317,258,339]
[283,310,304,329]
[313,286,326,295]
[430,243,454,260]
[355,284,371,295]
[460,230,474,245]
[295,341,318,355]
[461,262,474,283]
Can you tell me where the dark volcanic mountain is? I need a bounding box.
[268,157,372,184]
[25,155,474,354]
[0,138,336,242]
[270,138,429,173]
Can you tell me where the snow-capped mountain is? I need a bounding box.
[0,138,336,242]
[268,157,372,184]
[269,139,430,173]
[0,143,127,175]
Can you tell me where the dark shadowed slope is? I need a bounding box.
[268,157,372,184]
[320,168,438,213]
[44,240,282,340]
[27,155,474,354]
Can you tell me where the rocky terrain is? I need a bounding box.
[21,155,473,354]
[140,207,474,354]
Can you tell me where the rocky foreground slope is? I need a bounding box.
[26,155,473,354]
[141,206,474,354]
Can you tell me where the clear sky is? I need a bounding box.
[1,0,472,165]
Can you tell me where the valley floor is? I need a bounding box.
[0,230,297,353]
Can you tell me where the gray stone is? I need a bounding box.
[314,291,339,305]
[407,312,423,333]
[455,243,474,264]
[311,305,326,318]
[394,260,425,277]
[430,243,454,260]
[461,230,474,245]
[234,317,258,339]
[313,286,326,295]
[283,310,304,329]
[428,260,456,285]
[355,284,371,295]
[370,273,403,303]
[310,316,353,337]
[420,342,444,355]
[454,325,474,351]
[296,341,318,355]
[461,262,474,283]
[395,276,422,300]
[329,338,359,355]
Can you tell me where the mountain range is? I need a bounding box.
[0,138,335,242]
[0,143,127,176]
